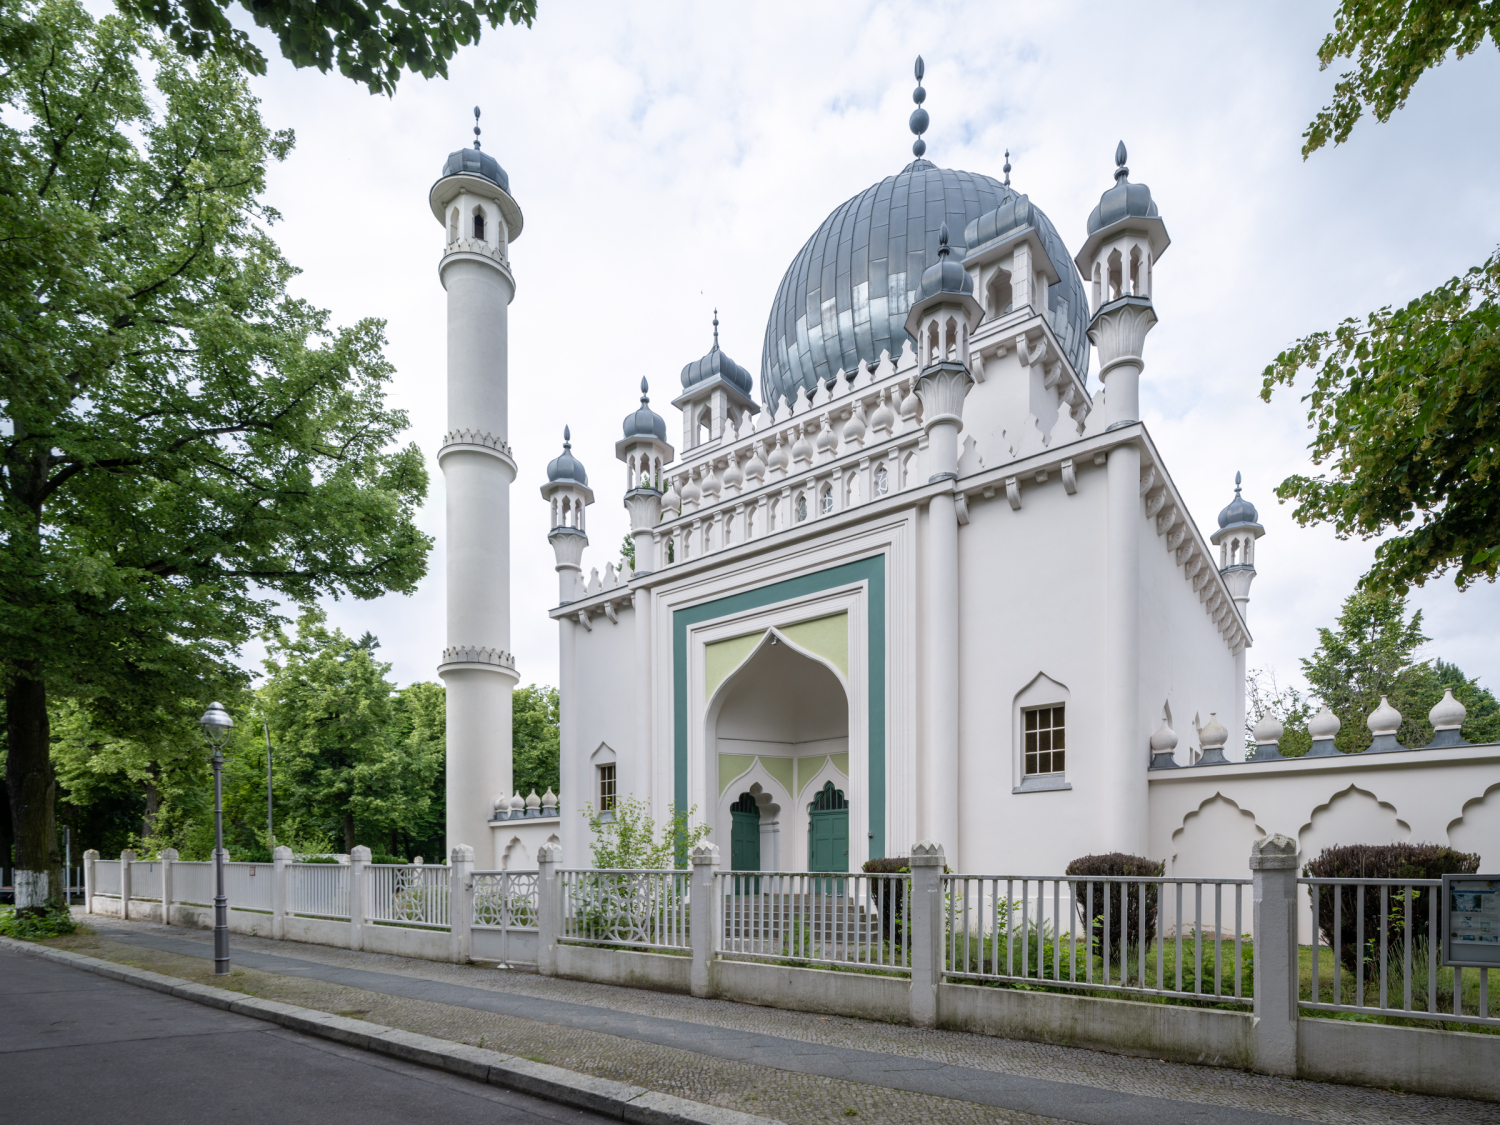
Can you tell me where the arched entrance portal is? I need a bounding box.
[713,633,849,872]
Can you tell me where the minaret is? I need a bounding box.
[431,108,524,862]
[904,216,983,866]
[616,379,674,574]
[1213,473,1264,759]
[541,427,593,602]
[672,312,758,451]
[1074,142,1169,852]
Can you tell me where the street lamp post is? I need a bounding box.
[198,701,234,975]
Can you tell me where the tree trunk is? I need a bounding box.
[5,668,63,909]
[143,777,161,839]
[343,809,355,854]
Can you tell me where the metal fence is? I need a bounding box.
[128,860,162,901]
[473,870,538,930]
[1301,877,1497,1029]
[942,875,1253,1005]
[222,862,274,912]
[171,861,215,906]
[287,862,350,920]
[93,859,120,897]
[560,869,690,951]
[367,864,450,929]
[716,871,911,973]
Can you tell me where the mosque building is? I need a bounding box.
[429,67,1500,878]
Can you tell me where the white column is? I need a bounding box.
[557,618,583,866]
[633,588,653,811]
[83,849,98,914]
[448,844,474,964]
[120,849,134,921]
[348,845,369,951]
[536,842,560,977]
[1250,835,1300,1075]
[160,847,177,927]
[907,840,944,1027]
[689,842,719,998]
[1234,645,1248,763]
[271,845,291,940]
[1102,444,1146,854]
[439,247,519,864]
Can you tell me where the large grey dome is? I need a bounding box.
[761,160,1090,407]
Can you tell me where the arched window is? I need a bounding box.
[1107,248,1124,302]
[874,465,889,497]
[472,209,486,241]
[448,208,459,243]
[820,484,833,515]
[986,270,1012,318]
[795,493,807,522]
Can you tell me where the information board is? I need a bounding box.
[1442,874,1500,969]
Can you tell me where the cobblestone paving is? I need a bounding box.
[54,917,1500,1125]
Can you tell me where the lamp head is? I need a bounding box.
[199,701,234,748]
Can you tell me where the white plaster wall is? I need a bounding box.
[954,455,1108,874]
[559,603,640,867]
[487,818,562,871]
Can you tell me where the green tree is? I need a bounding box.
[581,795,709,870]
[119,0,537,95]
[386,679,446,859]
[1264,2,1500,593]
[258,609,437,853]
[0,2,431,907]
[511,683,558,800]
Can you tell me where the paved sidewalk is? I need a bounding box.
[0,945,607,1125]
[52,916,1499,1125]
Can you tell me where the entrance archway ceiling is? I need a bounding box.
[704,612,849,701]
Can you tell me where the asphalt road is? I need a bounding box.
[0,946,611,1125]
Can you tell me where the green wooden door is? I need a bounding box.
[807,782,848,873]
[729,792,761,871]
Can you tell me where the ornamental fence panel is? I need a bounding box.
[1300,877,1497,1029]
[128,861,162,901]
[367,864,450,929]
[560,869,690,951]
[93,860,120,897]
[171,862,215,906]
[715,871,911,973]
[942,875,1253,1005]
[288,862,350,920]
[472,871,538,931]
[222,862,274,912]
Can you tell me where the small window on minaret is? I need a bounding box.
[875,465,889,496]
[1023,705,1066,777]
[598,764,616,812]
[473,211,486,241]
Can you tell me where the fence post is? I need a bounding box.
[908,840,945,1028]
[83,849,98,914]
[1250,833,1299,1076]
[536,842,561,977]
[349,845,370,951]
[689,842,720,998]
[449,844,474,964]
[120,849,135,921]
[271,846,292,940]
[160,848,178,926]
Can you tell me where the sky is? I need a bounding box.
[213,0,1500,703]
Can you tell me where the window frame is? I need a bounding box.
[597,762,617,812]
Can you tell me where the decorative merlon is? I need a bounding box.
[439,646,517,670]
[440,429,515,461]
[443,236,507,265]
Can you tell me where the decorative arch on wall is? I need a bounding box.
[1011,671,1072,792]
[501,836,529,870]
[1447,781,1500,866]
[1169,792,1264,878]
[1297,784,1410,861]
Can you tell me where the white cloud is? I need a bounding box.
[233,0,1500,699]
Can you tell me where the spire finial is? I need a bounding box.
[562,424,571,447]
[1235,470,1242,494]
[1114,139,1129,182]
[473,106,482,150]
[1003,149,1011,188]
[909,56,929,159]
[937,221,951,259]
[712,308,719,349]
[640,376,650,404]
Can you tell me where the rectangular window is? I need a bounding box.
[598,764,616,812]
[1024,705,1066,776]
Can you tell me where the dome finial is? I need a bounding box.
[909,56,929,159]
[473,105,482,150]
[712,308,719,349]
[1003,149,1011,188]
[937,221,951,259]
[1235,470,1242,493]
[562,424,571,447]
[640,376,649,403]
[1114,139,1128,182]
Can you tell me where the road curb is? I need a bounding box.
[0,935,780,1125]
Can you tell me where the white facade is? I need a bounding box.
[436,115,1499,877]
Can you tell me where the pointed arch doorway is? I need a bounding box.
[808,781,848,873]
[713,631,849,872]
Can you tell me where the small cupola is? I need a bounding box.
[1074,141,1169,318]
[904,223,984,371]
[1210,471,1266,623]
[671,311,759,451]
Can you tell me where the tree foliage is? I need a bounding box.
[1302,0,1500,157]
[1261,253,1500,592]
[1246,589,1500,754]
[0,1,429,904]
[118,0,537,95]
[582,795,709,870]
[511,683,558,800]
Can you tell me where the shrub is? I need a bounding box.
[861,857,909,874]
[1304,843,1479,975]
[0,903,78,940]
[1064,853,1165,955]
[862,857,910,946]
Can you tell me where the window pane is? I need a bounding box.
[1025,709,1038,731]
[1037,730,1051,755]
[1054,750,1065,772]
[1053,725,1065,750]
[1026,752,1038,774]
